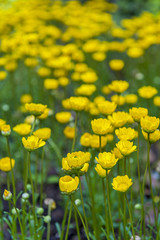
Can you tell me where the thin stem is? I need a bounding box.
[123,193,127,240]
[72,195,81,240]
[125,193,135,240]
[6,137,16,204]
[106,174,116,240]
[24,152,29,192]
[30,116,36,135]
[47,204,51,240]
[64,201,72,240]
[78,173,89,237]
[99,135,102,153]
[28,152,37,240]
[71,112,78,152]
[60,199,69,240]
[12,201,25,240]
[0,185,4,240]
[102,178,110,239]
[40,147,45,207]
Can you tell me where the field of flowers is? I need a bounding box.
[0,0,160,239]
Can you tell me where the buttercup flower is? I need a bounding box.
[95,152,118,169]
[153,96,160,107]
[112,147,123,160]
[22,135,46,151]
[140,116,159,133]
[25,103,47,116]
[20,94,33,104]
[108,111,130,128]
[64,126,75,139]
[127,47,143,58]
[91,118,112,135]
[80,133,92,147]
[138,86,158,99]
[80,163,89,174]
[112,175,133,192]
[63,151,90,170]
[95,164,107,178]
[97,101,117,115]
[115,127,138,141]
[129,107,148,122]
[69,96,89,111]
[1,124,11,136]
[33,128,51,140]
[109,59,124,71]
[0,157,15,172]
[13,123,31,136]
[101,85,111,95]
[55,112,72,124]
[38,108,51,120]
[3,189,12,200]
[111,95,125,106]
[75,84,96,96]
[142,130,160,143]
[44,79,59,90]
[0,119,6,130]
[90,134,107,149]
[125,94,138,104]
[59,175,79,194]
[109,80,129,93]
[116,140,137,156]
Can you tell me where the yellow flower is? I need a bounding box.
[106,134,114,142]
[0,157,15,172]
[37,67,51,77]
[108,111,130,128]
[94,96,106,105]
[80,163,89,174]
[69,96,89,111]
[58,77,69,87]
[129,107,148,123]
[33,128,51,140]
[20,94,33,104]
[116,140,137,156]
[112,147,123,160]
[138,86,158,99]
[22,135,46,151]
[101,85,111,95]
[95,164,107,178]
[127,47,143,58]
[92,52,106,62]
[112,175,133,192]
[24,58,38,68]
[3,189,12,200]
[62,99,72,110]
[97,101,117,115]
[109,59,124,71]
[44,79,59,90]
[1,124,11,136]
[25,103,47,116]
[55,112,72,124]
[63,151,90,170]
[0,119,6,130]
[75,84,96,96]
[38,108,51,120]
[91,118,112,135]
[0,71,7,81]
[95,152,118,169]
[59,175,79,194]
[125,94,138,104]
[80,133,92,147]
[111,95,125,106]
[13,123,31,136]
[115,127,138,141]
[153,96,160,107]
[81,71,98,83]
[90,134,107,149]
[109,80,129,93]
[64,126,75,139]
[140,116,159,133]
[142,130,160,143]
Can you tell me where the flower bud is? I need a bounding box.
[11,208,19,215]
[134,203,142,210]
[36,207,44,215]
[22,192,29,200]
[43,216,51,223]
[1,124,11,136]
[3,189,12,200]
[26,184,32,191]
[75,199,81,207]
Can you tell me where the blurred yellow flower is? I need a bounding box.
[91,118,112,135]
[55,112,72,124]
[109,80,129,93]
[142,130,160,143]
[116,140,137,156]
[95,164,107,178]
[38,108,51,120]
[13,123,31,136]
[125,94,138,104]
[153,96,160,107]
[0,71,7,81]
[69,96,89,111]
[111,95,125,106]
[44,79,59,90]
[0,119,6,130]
[59,175,79,194]
[22,135,46,151]
[3,189,12,200]
[112,175,133,192]
[0,157,15,172]
[127,47,144,58]
[81,71,98,83]
[20,94,33,104]
[101,85,111,95]
[129,107,148,122]
[25,103,47,116]
[138,86,158,99]
[112,147,123,160]
[97,100,117,115]
[75,84,96,96]
[80,133,92,147]
[140,116,159,133]
[1,124,11,136]
[92,52,106,61]
[115,127,138,141]
[90,134,107,149]
[109,59,124,71]
[64,126,75,139]
[108,111,130,128]
[95,152,118,169]
[33,128,51,140]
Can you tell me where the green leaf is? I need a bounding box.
[47,175,59,184]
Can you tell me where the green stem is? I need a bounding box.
[123,193,127,240]
[64,201,73,240]
[125,194,135,240]
[60,199,69,240]
[0,185,4,240]
[71,112,78,152]
[12,201,25,240]
[30,116,36,135]
[6,137,16,204]
[47,204,51,240]
[99,135,102,153]
[106,174,116,240]
[78,173,89,237]
[40,147,45,207]
[24,152,29,192]
[72,195,81,240]
[28,152,37,240]
[102,179,110,239]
